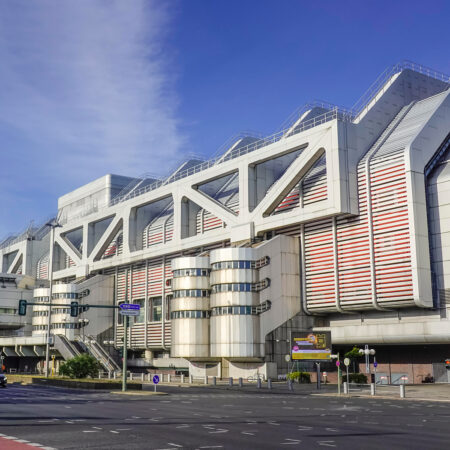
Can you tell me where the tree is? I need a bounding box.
[59,354,100,379]
[344,346,363,373]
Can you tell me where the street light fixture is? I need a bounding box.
[45,219,61,378]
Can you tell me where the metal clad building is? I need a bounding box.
[1,62,450,381]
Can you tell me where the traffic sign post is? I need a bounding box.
[153,374,160,393]
[344,357,350,387]
[122,315,129,392]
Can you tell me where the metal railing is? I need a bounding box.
[350,60,450,121]
[53,61,450,222]
[0,217,53,250]
[109,108,345,207]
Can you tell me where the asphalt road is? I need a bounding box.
[0,383,450,449]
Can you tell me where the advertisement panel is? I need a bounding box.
[291,332,332,361]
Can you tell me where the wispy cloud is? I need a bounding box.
[0,0,183,234]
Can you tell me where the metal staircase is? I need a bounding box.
[76,335,121,373]
[54,334,81,360]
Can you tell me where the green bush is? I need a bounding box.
[347,373,368,384]
[288,371,311,383]
[59,354,101,379]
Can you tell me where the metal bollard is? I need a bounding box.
[181,374,184,383]
[113,371,117,380]
[288,380,293,391]
[189,374,193,384]
[400,384,405,398]
[229,377,233,387]
[204,375,208,385]
[267,378,272,389]
[212,376,217,386]
[147,373,151,382]
[239,377,243,387]
[108,371,112,379]
[257,378,262,389]
[168,374,171,383]
[370,383,376,396]
[98,370,102,379]
[129,372,133,381]
[343,381,348,394]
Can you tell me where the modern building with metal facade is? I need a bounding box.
[1,61,450,382]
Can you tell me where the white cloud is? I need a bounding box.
[0,0,183,189]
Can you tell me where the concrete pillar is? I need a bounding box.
[181,374,185,383]
[189,374,193,384]
[239,377,243,387]
[229,377,233,387]
[168,374,171,383]
[400,384,405,398]
[212,376,217,386]
[204,375,208,385]
[108,371,112,379]
[370,383,375,396]
[267,378,272,389]
[257,378,262,389]
[288,380,293,391]
[141,373,144,382]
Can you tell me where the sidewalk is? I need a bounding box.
[314,383,450,402]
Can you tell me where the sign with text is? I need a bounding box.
[119,303,141,316]
[291,332,332,361]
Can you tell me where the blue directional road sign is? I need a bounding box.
[153,375,160,384]
[119,303,141,316]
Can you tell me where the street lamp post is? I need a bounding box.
[45,220,61,378]
[359,346,376,388]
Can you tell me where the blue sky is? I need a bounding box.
[0,0,449,238]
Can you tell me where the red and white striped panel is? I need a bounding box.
[305,149,414,312]
[37,253,49,279]
[102,231,123,259]
[274,154,327,214]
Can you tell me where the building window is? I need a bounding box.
[211,260,253,270]
[170,310,210,319]
[165,295,172,320]
[211,283,252,293]
[149,297,162,322]
[173,268,210,277]
[173,289,209,298]
[134,299,145,323]
[211,305,255,316]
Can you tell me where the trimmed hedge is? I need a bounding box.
[32,377,143,390]
[287,371,311,383]
[344,373,368,384]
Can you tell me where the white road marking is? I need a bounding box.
[208,428,228,434]
[110,430,119,434]
[176,424,190,428]
[298,426,312,431]
[318,441,336,447]
[83,431,99,433]
[326,428,339,432]
[92,427,103,430]
[280,438,301,445]
[198,446,224,449]
[241,432,255,436]
[167,443,183,447]
[268,421,280,426]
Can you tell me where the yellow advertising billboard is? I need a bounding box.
[291,332,332,361]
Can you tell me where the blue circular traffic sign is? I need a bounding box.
[153,375,160,384]
[373,361,378,368]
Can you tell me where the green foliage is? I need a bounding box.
[347,372,368,384]
[59,353,101,379]
[344,346,362,360]
[288,371,311,383]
